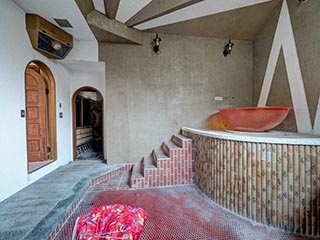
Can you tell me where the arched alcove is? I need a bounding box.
[72,86,104,160]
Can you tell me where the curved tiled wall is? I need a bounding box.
[182,128,320,237]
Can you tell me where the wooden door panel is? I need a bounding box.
[25,68,47,162]
[26,77,38,87]
[27,123,40,137]
[28,140,41,151]
[26,90,39,103]
[28,140,41,160]
[26,107,39,119]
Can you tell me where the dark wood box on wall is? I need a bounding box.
[26,13,73,59]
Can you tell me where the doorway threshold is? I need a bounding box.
[28,159,55,173]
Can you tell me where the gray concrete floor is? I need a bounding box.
[0,160,123,240]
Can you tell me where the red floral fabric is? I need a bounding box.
[74,204,147,240]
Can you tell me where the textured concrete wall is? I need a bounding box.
[253,0,320,131]
[100,33,253,164]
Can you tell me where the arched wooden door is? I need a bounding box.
[25,68,48,162]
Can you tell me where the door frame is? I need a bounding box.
[25,60,57,161]
[72,86,104,160]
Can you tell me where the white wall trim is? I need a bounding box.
[116,0,152,23]
[258,0,312,133]
[314,97,320,134]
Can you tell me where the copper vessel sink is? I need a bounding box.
[218,106,291,132]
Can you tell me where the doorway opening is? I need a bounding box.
[72,87,104,160]
[25,61,57,173]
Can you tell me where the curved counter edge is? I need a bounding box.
[182,127,320,145]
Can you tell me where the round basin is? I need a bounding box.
[218,106,291,132]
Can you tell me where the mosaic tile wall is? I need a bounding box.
[182,130,320,237]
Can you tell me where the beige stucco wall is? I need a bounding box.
[253,0,320,131]
[100,33,253,164]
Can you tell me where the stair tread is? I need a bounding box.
[164,141,182,149]
[153,148,170,159]
[144,155,156,169]
[174,134,191,141]
[131,163,143,179]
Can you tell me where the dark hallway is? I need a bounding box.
[74,88,103,160]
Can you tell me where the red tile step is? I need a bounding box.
[152,148,170,165]
[130,162,144,188]
[161,141,182,158]
[171,133,192,148]
[143,155,156,171]
[130,133,194,189]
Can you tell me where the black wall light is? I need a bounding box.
[153,33,161,55]
[223,39,234,57]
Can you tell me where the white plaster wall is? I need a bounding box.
[69,64,106,159]
[0,0,72,201]
[66,40,99,62]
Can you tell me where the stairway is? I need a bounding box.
[130,134,194,189]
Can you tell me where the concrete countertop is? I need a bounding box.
[182,127,320,145]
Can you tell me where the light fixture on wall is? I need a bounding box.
[153,33,161,55]
[223,39,234,57]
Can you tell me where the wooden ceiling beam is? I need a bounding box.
[126,0,203,27]
[87,10,143,45]
[74,0,95,19]
[104,0,120,19]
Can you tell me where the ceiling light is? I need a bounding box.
[51,40,62,51]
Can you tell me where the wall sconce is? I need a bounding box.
[223,39,234,57]
[153,33,161,55]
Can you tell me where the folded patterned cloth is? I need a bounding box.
[72,204,147,240]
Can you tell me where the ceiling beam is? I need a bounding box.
[146,0,280,41]
[125,0,203,27]
[74,0,95,19]
[87,10,143,44]
[136,0,272,30]
[104,0,120,19]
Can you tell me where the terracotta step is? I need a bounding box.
[130,162,143,180]
[171,134,192,148]
[143,155,157,169]
[152,148,170,165]
[161,141,182,158]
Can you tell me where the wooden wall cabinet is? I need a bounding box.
[26,13,73,59]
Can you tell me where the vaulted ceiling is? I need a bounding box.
[83,0,281,43]
[14,0,281,44]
